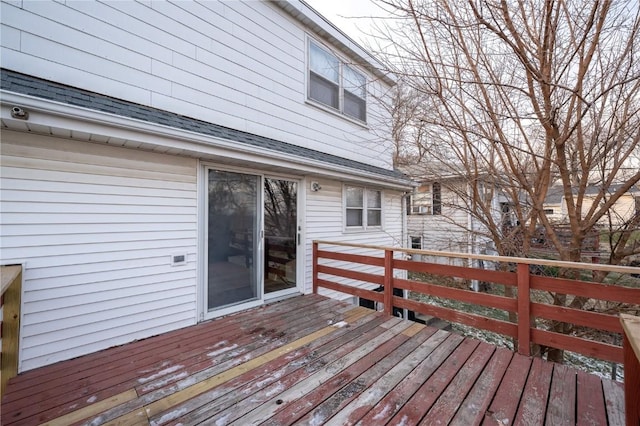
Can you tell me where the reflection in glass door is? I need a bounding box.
[207,169,259,310]
[264,178,297,294]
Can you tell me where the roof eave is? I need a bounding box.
[270,0,396,87]
[1,90,412,190]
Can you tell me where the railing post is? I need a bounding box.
[620,314,640,426]
[517,263,531,356]
[312,241,318,294]
[1,265,22,398]
[384,249,393,316]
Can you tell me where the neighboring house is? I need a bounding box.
[0,0,411,372]
[404,173,508,271]
[543,184,640,226]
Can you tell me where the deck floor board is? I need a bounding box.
[0,294,625,425]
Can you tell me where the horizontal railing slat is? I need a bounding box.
[315,278,384,303]
[316,250,385,267]
[393,278,517,313]
[393,296,518,338]
[530,303,623,333]
[394,259,517,286]
[316,265,384,286]
[531,275,640,304]
[531,329,623,364]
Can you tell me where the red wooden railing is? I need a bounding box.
[312,240,640,370]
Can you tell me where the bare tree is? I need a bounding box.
[376,0,640,362]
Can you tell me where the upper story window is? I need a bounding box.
[409,183,441,215]
[308,40,367,123]
[345,186,382,228]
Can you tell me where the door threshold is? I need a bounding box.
[264,288,301,303]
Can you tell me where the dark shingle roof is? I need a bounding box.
[1,69,408,182]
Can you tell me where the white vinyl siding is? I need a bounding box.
[0,131,198,372]
[0,0,392,169]
[305,178,404,300]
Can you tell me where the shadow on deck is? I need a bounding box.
[0,294,625,425]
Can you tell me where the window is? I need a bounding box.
[345,186,382,228]
[308,40,367,122]
[432,182,441,215]
[410,236,422,249]
[409,183,441,215]
[543,209,554,215]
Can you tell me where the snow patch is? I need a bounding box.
[254,370,283,388]
[265,382,285,397]
[86,395,97,403]
[151,407,188,426]
[397,414,411,426]
[207,343,238,358]
[360,389,382,405]
[140,360,171,374]
[332,321,348,328]
[309,411,326,426]
[373,403,391,420]
[138,365,184,384]
[141,371,189,392]
[214,413,232,426]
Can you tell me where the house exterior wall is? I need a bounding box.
[408,182,470,266]
[0,131,404,370]
[305,178,404,300]
[406,180,502,267]
[545,193,638,226]
[0,0,405,371]
[0,0,392,169]
[0,131,198,371]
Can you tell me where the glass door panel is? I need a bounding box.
[207,169,259,310]
[264,178,297,294]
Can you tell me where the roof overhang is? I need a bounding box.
[1,90,412,190]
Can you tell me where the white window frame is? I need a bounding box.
[344,185,383,230]
[307,38,367,124]
[409,183,441,215]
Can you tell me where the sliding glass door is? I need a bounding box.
[206,169,259,310]
[205,169,299,314]
[264,178,297,294]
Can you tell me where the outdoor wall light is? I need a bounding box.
[311,181,322,192]
[10,106,29,120]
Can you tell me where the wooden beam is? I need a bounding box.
[312,242,318,294]
[621,313,640,426]
[0,265,21,295]
[517,264,531,356]
[1,265,22,398]
[383,249,393,316]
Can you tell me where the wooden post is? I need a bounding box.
[1,265,22,398]
[312,241,318,294]
[383,249,393,316]
[620,314,640,426]
[517,263,531,356]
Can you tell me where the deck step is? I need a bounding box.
[414,313,452,331]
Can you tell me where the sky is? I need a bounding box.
[303,0,381,47]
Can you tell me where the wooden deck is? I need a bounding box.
[1,294,625,425]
